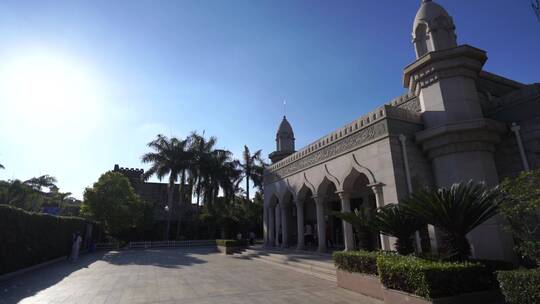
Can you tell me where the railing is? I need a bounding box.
[128,240,217,249]
[95,242,120,250]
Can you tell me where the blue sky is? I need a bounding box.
[0,0,539,199]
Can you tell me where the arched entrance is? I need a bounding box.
[297,185,317,250]
[342,169,380,251]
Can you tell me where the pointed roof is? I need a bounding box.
[277,116,294,135]
[413,0,452,32]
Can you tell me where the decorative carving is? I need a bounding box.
[266,121,388,184]
[396,98,421,112]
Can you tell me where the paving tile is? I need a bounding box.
[0,248,382,304]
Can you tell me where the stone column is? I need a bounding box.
[263,205,268,246]
[314,196,327,252]
[268,206,275,247]
[280,203,289,248]
[337,192,354,251]
[399,134,423,253]
[369,183,389,251]
[275,205,281,247]
[296,200,305,250]
[511,122,530,171]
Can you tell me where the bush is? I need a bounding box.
[333,251,380,275]
[497,269,540,304]
[377,255,497,299]
[216,239,247,247]
[0,204,97,275]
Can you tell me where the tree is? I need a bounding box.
[239,145,265,201]
[403,181,501,261]
[202,149,241,206]
[371,204,424,255]
[24,175,57,192]
[500,169,540,265]
[81,171,144,238]
[141,134,187,240]
[189,132,217,206]
[0,179,38,210]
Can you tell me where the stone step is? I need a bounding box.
[238,248,337,282]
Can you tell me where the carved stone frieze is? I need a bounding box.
[396,98,421,112]
[265,121,388,184]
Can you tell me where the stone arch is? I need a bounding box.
[280,188,295,207]
[340,155,377,191]
[269,193,279,208]
[316,176,339,197]
[297,183,314,202]
[413,22,429,57]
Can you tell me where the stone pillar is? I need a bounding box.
[268,206,275,247]
[263,206,268,246]
[399,134,423,253]
[296,200,305,250]
[337,192,354,251]
[275,205,281,247]
[369,183,389,251]
[280,203,289,248]
[511,122,530,171]
[405,45,514,261]
[314,196,327,252]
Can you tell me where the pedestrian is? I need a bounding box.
[70,232,82,261]
[249,231,255,245]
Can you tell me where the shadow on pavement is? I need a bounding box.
[0,247,215,304]
[0,251,106,304]
[101,247,213,269]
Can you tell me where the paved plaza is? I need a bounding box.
[0,248,381,304]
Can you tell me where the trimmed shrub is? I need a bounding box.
[497,269,540,304]
[216,239,247,247]
[333,251,380,275]
[0,205,96,275]
[377,255,497,299]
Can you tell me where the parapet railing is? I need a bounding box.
[128,240,217,249]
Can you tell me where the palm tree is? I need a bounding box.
[371,204,424,255]
[141,134,187,240]
[24,175,57,192]
[402,181,502,261]
[188,131,217,206]
[206,150,241,203]
[239,145,265,201]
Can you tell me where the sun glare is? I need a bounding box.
[0,52,102,131]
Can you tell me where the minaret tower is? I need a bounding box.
[269,116,295,164]
[404,0,514,261]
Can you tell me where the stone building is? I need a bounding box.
[263,0,540,261]
[113,164,191,222]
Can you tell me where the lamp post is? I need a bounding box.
[164,205,170,241]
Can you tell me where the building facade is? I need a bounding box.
[263,0,540,261]
[113,164,189,222]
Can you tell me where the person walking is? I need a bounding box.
[70,232,82,261]
[249,231,255,245]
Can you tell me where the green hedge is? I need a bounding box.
[0,205,95,275]
[216,239,247,247]
[497,269,540,304]
[333,251,380,275]
[377,255,497,299]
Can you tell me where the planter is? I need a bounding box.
[336,270,384,300]
[217,245,244,255]
[382,287,504,304]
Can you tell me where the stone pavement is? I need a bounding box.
[0,247,382,304]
